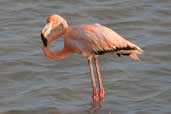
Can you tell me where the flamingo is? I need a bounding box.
[40,14,143,104]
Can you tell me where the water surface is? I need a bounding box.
[0,0,171,114]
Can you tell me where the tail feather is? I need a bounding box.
[129,53,140,61]
[111,43,143,61]
[93,38,144,60]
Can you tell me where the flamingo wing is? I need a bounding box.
[65,24,143,58]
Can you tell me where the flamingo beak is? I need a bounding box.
[41,33,47,47]
[41,23,52,37]
[41,23,52,47]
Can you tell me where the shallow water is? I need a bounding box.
[0,0,171,114]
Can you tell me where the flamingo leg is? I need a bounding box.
[94,56,105,101]
[88,56,98,104]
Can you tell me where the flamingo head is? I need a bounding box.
[41,14,65,47]
[41,15,63,37]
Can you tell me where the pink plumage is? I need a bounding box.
[64,24,143,58]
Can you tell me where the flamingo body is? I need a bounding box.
[64,24,142,57]
[41,14,143,105]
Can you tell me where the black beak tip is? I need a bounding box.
[41,33,47,47]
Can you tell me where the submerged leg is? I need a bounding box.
[88,56,98,104]
[94,56,105,101]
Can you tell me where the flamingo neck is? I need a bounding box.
[61,19,68,28]
[43,47,72,60]
[47,28,66,45]
[47,19,68,44]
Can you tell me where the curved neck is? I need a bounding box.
[47,28,66,45]
[43,47,71,60]
[61,19,68,28]
[47,19,68,45]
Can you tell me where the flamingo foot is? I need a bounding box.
[99,88,105,100]
[92,96,98,106]
[92,88,98,104]
[99,88,105,107]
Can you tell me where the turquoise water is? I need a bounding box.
[0,0,171,114]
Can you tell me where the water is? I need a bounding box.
[0,0,171,114]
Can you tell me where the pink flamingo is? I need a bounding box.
[41,14,143,104]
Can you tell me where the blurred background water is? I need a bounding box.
[0,0,171,114]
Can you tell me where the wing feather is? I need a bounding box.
[65,24,143,56]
